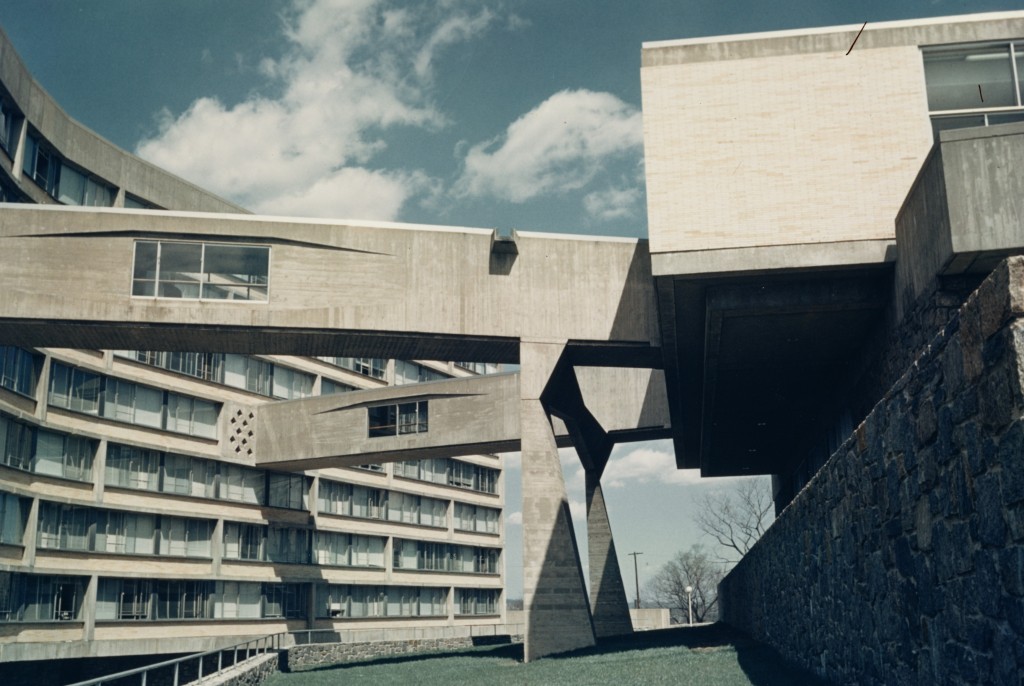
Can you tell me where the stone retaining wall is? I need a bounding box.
[283,634,519,671]
[195,653,278,686]
[720,258,1024,685]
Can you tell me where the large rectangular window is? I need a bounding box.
[368,401,428,437]
[50,362,220,439]
[132,240,269,301]
[393,539,499,574]
[36,501,211,559]
[1,413,97,482]
[453,502,500,534]
[315,584,446,619]
[0,572,86,622]
[115,351,225,384]
[455,588,499,616]
[924,42,1024,135]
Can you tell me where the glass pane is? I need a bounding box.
[56,164,86,205]
[202,244,269,301]
[158,242,202,297]
[924,46,1016,111]
[987,112,1024,126]
[931,115,986,139]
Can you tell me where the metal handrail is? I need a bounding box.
[66,631,286,686]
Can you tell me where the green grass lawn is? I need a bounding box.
[264,624,827,686]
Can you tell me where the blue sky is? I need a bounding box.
[4,0,1021,598]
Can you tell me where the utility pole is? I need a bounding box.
[628,551,643,610]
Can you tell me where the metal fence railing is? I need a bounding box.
[66,632,286,686]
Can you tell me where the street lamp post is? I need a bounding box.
[628,552,643,610]
[685,585,693,626]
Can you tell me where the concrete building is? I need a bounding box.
[1,9,1024,682]
[0,26,509,669]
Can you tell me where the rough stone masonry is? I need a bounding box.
[720,257,1024,686]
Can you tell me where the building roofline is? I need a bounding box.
[641,10,1024,50]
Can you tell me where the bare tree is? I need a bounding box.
[647,544,725,624]
[695,478,774,561]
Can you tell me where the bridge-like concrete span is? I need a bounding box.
[0,203,671,660]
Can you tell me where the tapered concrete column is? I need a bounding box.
[521,341,596,661]
[585,471,634,638]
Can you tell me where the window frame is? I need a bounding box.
[130,239,271,303]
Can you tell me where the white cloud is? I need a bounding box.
[135,0,498,220]
[506,511,523,525]
[568,498,586,523]
[583,185,643,221]
[602,444,703,489]
[454,89,643,203]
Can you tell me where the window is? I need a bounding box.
[448,460,499,494]
[36,501,211,558]
[99,578,157,620]
[272,366,314,400]
[368,401,428,437]
[456,588,499,616]
[160,516,213,558]
[392,539,499,574]
[116,351,225,383]
[34,431,95,482]
[213,581,262,619]
[123,194,160,210]
[0,572,85,622]
[132,240,269,301]
[0,347,38,397]
[315,584,446,619]
[262,583,307,619]
[454,502,500,534]
[49,363,220,438]
[0,491,30,545]
[318,357,386,380]
[224,354,274,395]
[154,580,211,620]
[314,531,385,567]
[267,473,309,510]
[266,525,311,564]
[220,463,265,504]
[387,491,447,528]
[394,360,449,385]
[0,414,33,472]
[456,362,500,375]
[924,42,1024,136]
[223,522,266,561]
[21,131,114,206]
[320,378,356,395]
[0,413,97,482]
[105,444,161,492]
[0,97,21,158]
